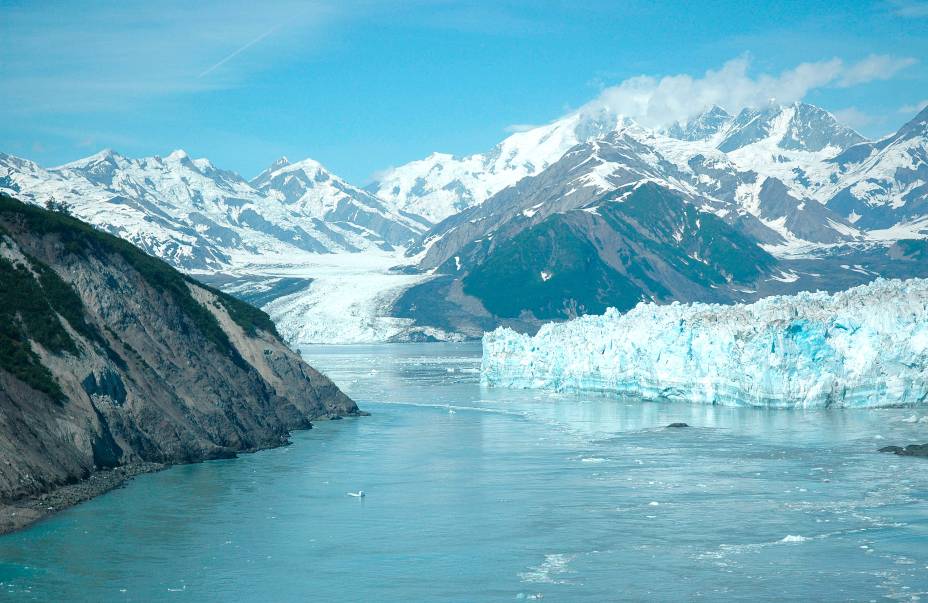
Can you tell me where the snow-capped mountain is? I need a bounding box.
[2,101,926,345]
[372,102,867,227]
[391,103,928,339]
[249,156,428,249]
[823,105,928,232]
[663,105,733,141]
[369,107,626,223]
[716,102,864,153]
[412,122,864,273]
[0,150,428,270]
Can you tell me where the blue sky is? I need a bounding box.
[1,0,926,183]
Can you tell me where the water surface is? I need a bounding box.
[1,342,927,601]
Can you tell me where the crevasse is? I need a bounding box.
[481,278,928,408]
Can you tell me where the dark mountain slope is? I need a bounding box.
[393,183,778,333]
[461,183,777,320]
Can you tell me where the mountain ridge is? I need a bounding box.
[0,149,428,270]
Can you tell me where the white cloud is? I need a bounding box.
[580,54,917,129]
[832,107,874,129]
[836,55,917,87]
[899,99,928,115]
[504,124,540,133]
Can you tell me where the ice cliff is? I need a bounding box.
[481,278,928,408]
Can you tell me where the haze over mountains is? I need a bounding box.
[2,101,928,342]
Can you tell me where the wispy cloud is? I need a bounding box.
[0,1,337,114]
[899,99,928,114]
[832,107,875,129]
[581,54,918,128]
[888,0,928,17]
[504,123,539,134]
[836,55,917,86]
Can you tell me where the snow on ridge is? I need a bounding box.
[0,148,428,269]
[482,277,928,408]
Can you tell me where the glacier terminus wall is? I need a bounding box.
[481,279,928,408]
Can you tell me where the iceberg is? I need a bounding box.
[481,278,928,408]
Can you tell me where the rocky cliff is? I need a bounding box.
[0,193,360,531]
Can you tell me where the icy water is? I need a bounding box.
[2,343,928,601]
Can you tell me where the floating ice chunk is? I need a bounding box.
[780,535,808,543]
[482,278,928,409]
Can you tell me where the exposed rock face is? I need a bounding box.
[0,193,359,516]
[879,444,928,458]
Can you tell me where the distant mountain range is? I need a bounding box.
[2,101,927,341]
[393,102,928,336]
[0,150,426,270]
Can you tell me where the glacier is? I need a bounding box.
[481,278,928,408]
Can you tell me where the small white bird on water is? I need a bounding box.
[347,490,366,498]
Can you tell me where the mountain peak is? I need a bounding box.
[166,149,190,162]
[288,157,326,172]
[56,148,123,170]
[664,105,733,142]
[85,148,120,162]
[703,104,731,118]
[896,103,928,140]
[717,102,864,153]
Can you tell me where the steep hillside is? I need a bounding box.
[461,183,776,319]
[0,193,360,531]
[824,106,928,230]
[412,127,861,274]
[393,184,780,335]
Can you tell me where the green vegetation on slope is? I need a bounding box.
[462,183,777,320]
[0,254,74,399]
[202,283,281,338]
[463,218,646,319]
[0,193,280,368]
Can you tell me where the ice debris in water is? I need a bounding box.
[481,278,928,409]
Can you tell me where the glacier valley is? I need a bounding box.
[3,103,928,343]
[482,278,928,408]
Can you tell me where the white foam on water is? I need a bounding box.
[519,553,576,585]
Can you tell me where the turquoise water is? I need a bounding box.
[1,342,928,601]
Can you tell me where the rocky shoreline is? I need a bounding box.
[0,462,164,535]
[0,412,370,536]
[0,196,366,536]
